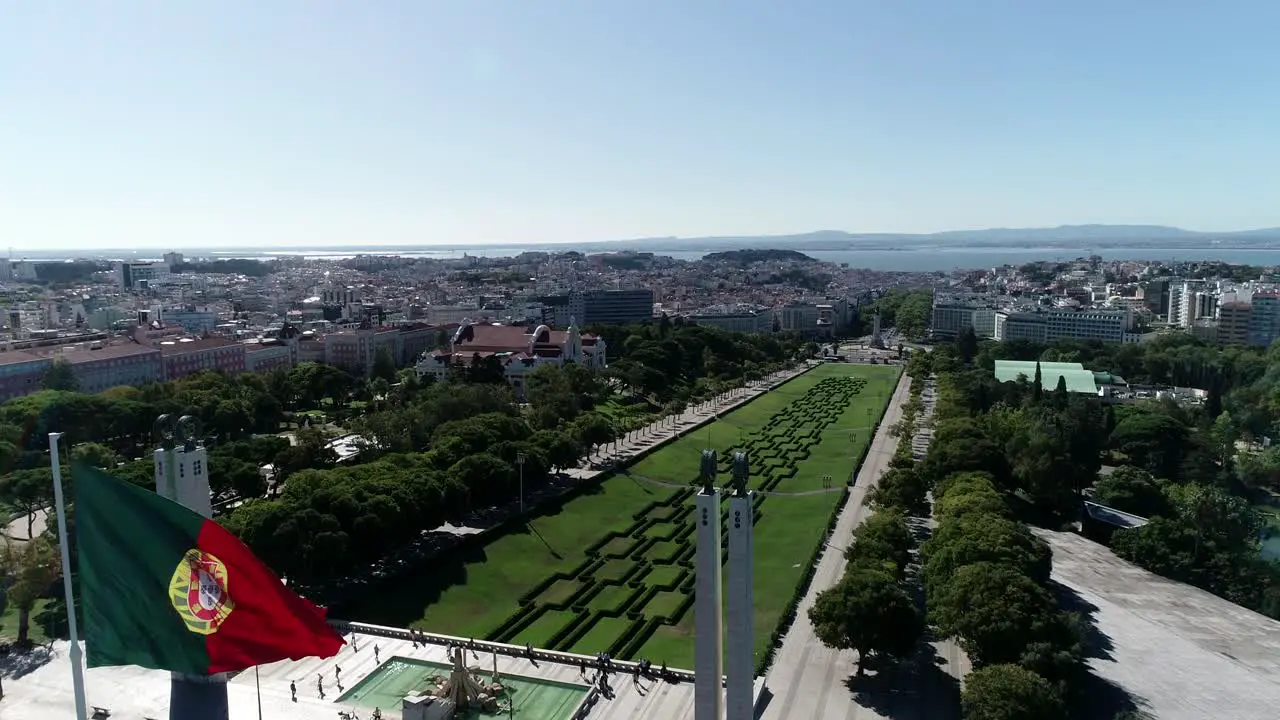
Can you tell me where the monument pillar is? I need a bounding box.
[694,450,724,720]
[154,415,230,720]
[726,452,755,720]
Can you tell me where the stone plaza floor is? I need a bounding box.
[2,631,699,719]
[1038,529,1280,720]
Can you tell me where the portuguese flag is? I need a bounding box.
[74,464,345,674]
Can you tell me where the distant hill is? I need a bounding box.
[702,248,817,264]
[606,225,1280,253]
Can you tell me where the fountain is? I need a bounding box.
[410,646,507,717]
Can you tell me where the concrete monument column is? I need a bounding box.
[154,415,230,720]
[694,449,724,720]
[726,452,754,720]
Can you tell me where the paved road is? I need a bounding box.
[758,373,966,720]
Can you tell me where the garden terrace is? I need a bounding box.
[346,364,901,670]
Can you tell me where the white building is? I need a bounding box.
[414,322,606,399]
[994,308,1136,344]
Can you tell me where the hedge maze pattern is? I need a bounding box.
[486,376,870,659]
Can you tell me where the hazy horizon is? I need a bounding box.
[6,2,1280,250]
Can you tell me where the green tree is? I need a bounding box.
[868,467,929,515]
[1207,411,1239,469]
[1109,412,1189,479]
[961,664,1068,720]
[70,442,119,470]
[1,536,61,646]
[0,469,52,540]
[530,430,584,473]
[371,347,397,382]
[957,327,979,364]
[844,511,915,578]
[922,516,1053,596]
[1091,466,1169,518]
[41,359,80,392]
[929,561,1058,666]
[808,567,922,674]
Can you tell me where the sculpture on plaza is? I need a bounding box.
[699,449,718,493]
[423,646,503,713]
[731,452,749,497]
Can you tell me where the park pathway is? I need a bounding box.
[564,363,819,480]
[756,372,967,720]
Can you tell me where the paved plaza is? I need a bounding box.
[2,629,699,719]
[1040,529,1280,720]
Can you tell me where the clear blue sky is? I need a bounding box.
[4,1,1280,250]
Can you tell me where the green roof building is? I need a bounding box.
[993,360,1099,394]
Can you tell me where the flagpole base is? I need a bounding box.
[170,673,229,720]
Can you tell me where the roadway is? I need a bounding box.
[756,372,967,720]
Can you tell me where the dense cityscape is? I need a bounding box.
[10,1,1280,717]
[0,244,1276,720]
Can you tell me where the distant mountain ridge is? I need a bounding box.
[612,225,1280,253]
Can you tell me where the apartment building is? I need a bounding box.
[0,353,54,400]
[158,337,246,382]
[690,311,774,334]
[243,341,294,373]
[64,343,164,392]
[1248,294,1280,348]
[1218,302,1253,346]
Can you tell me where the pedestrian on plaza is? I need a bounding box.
[290,681,296,702]
[335,665,341,681]
[374,645,380,664]
[317,674,325,699]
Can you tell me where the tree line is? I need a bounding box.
[805,335,1279,719]
[1,321,805,644]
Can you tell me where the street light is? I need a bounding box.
[516,453,526,516]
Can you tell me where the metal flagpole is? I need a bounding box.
[49,432,90,720]
[255,667,263,720]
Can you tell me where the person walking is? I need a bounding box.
[290,680,296,702]
[374,644,380,664]
[317,674,325,699]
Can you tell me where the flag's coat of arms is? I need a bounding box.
[168,548,235,635]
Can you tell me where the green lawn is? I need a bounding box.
[0,598,51,644]
[345,363,901,669]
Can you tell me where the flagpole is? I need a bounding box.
[49,432,89,720]
[255,666,263,720]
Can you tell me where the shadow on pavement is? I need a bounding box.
[1051,581,1150,718]
[0,643,54,680]
[1052,581,1116,662]
[843,646,961,720]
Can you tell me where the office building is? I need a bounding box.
[1248,294,1280,348]
[544,290,654,326]
[994,308,1134,344]
[994,312,1048,342]
[116,262,171,290]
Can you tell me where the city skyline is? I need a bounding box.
[5,1,1280,250]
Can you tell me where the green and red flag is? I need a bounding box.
[73,464,345,674]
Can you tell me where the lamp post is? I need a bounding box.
[516,453,526,516]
